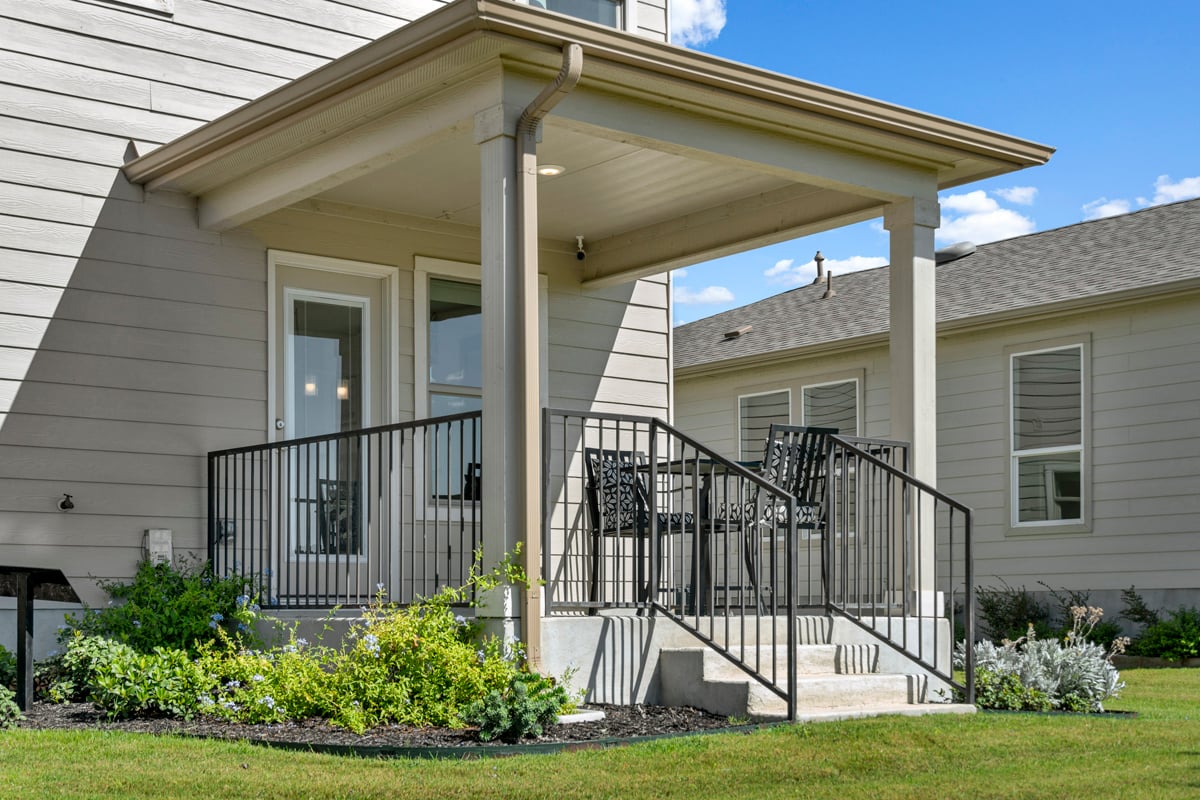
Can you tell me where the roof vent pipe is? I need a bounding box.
[811,250,825,285]
[822,271,836,299]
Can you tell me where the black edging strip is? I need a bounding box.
[179,720,793,760]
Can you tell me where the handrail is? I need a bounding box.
[824,434,974,703]
[541,407,803,719]
[208,411,483,609]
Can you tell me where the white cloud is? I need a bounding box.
[670,0,726,46]
[1080,174,1200,222]
[1082,197,1132,221]
[938,190,1036,244]
[673,284,734,305]
[764,255,887,286]
[941,190,999,215]
[995,186,1038,205]
[1152,174,1200,204]
[763,258,793,278]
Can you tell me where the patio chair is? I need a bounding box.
[317,478,361,556]
[583,447,693,609]
[706,425,834,611]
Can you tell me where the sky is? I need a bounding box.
[665,1,1200,325]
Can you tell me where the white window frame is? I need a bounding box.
[267,250,399,442]
[800,377,860,435]
[413,256,548,516]
[520,0,631,32]
[736,389,791,462]
[1008,342,1088,531]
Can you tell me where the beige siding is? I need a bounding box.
[636,0,668,40]
[675,292,1200,599]
[0,0,445,600]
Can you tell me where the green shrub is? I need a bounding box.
[50,633,215,719]
[0,644,14,691]
[976,580,1055,643]
[1129,607,1200,661]
[65,558,260,656]
[89,646,215,720]
[1119,586,1160,627]
[975,581,1124,647]
[0,688,21,730]
[50,633,139,703]
[973,668,1053,712]
[467,671,569,742]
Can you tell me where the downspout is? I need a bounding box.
[515,43,583,670]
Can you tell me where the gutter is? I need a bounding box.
[514,42,584,671]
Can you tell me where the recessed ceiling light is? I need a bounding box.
[537,164,566,177]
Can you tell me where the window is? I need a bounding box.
[738,390,789,461]
[1011,345,1084,525]
[531,0,622,27]
[802,379,858,434]
[427,277,482,499]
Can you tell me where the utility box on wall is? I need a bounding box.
[144,529,173,564]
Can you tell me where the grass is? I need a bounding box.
[3,668,1199,800]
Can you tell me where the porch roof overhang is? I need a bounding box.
[122,0,1054,288]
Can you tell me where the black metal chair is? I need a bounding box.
[317,478,361,556]
[583,447,692,609]
[706,425,834,612]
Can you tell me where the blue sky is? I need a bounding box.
[666,1,1200,324]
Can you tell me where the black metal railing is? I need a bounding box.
[825,434,974,702]
[207,411,482,609]
[542,409,816,719]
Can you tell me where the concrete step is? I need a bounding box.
[669,643,878,681]
[659,646,957,722]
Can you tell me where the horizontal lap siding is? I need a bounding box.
[676,294,1200,596]
[0,0,445,601]
[938,299,1200,592]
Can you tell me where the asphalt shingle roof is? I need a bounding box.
[674,198,1200,370]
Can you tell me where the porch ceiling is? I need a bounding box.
[122,0,1054,285]
[312,121,816,242]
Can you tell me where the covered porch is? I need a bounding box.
[124,1,1051,714]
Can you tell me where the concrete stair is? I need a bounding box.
[658,617,975,722]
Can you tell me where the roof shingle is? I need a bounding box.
[674,198,1200,370]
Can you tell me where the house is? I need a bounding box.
[0,0,1052,715]
[674,198,1200,620]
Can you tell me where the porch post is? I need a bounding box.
[475,103,526,644]
[884,196,940,615]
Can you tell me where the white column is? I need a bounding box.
[884,197,940,484]
[475,103,525,643]
[884,196,940,616]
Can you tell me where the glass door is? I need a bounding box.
[272,262,384,606]
[285,291,367,559]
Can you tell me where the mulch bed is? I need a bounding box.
[18,701,746,753]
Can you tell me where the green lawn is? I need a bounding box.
[3,668,1198,800]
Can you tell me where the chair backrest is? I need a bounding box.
[761,425,836,524]
[583,448,648,536]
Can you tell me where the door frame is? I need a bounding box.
[267,250,399,442]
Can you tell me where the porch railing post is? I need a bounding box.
[207,453,217,571]
[787,497,798,722]
[647,418,659,612]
